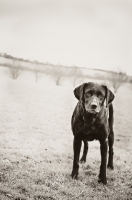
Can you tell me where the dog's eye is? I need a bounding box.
[99,95,103,99]
[85,94,90,98]
[89,90,93,95]
[86,90,93,97]
[97,92,103,99]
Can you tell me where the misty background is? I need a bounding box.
[0,1,132,199]
[0,0,132,75]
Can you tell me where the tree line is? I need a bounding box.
[0,53,129,93]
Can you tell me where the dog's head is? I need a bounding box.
[74,82,114,115]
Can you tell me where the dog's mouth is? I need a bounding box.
[86,109,100,114]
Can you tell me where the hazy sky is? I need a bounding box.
[0,0,132,74]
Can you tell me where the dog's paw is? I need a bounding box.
[71,169,78,180]
[107,164,114,170]
[98,174,107,185]
[80,156,86,163]
[98,178,107,185]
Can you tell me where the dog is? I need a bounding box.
[71,82,115,184]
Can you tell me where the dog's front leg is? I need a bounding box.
[71,138,82,179]
[98,138,108,184]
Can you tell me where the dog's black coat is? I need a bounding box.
[71,82,115,184]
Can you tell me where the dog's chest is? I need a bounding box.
[83,122,99,141]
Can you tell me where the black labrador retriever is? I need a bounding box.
[71,82,115,184]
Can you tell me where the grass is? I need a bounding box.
[0,67,132,199]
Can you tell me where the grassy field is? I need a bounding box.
[0,67,132,200]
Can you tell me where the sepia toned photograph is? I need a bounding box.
[0,0,132,199]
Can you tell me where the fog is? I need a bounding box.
[0,0,132,74]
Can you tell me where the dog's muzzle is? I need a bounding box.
[85,100,100,114]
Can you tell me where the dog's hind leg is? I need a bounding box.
[80,141,88,163]
[107,103,114,169]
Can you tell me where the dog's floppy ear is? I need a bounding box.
[102,85,115,107]
[74,83,87,101]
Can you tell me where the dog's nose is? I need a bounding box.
[91,104,97,109]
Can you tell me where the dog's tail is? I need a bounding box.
[108,103,114,131]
